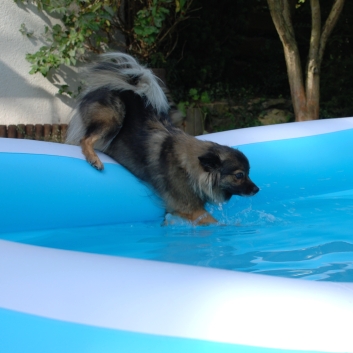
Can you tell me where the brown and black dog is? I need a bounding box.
[66,53,259,225]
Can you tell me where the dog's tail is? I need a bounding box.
[65,52,170,147]
[81,52,170,114]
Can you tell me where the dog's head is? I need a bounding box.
[198,145,259,203]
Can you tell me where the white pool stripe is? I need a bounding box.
[2,118,353,162]
[198,117,353,146]
[1,239,352,352]
[0,138,118,164]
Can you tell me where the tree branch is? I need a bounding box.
[267,0,296,49]
[318,0,345,65]
[308,0,321,62]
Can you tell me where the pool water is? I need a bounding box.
[4,188,353,282]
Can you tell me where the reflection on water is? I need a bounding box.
[3,190,353,282]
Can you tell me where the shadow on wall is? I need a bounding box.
[0,57,80,105]
[12,1,82,101]
[0,58,79,103]
[15,0,55,29]
[0,60,77,124]
[0,59,52,99]
[49,65,82,105]
[0,1,84,124]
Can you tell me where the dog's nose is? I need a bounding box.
[252,185,260,195]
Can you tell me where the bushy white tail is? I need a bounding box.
[82,52,170,114]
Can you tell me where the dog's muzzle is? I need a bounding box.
[249,185,260,196]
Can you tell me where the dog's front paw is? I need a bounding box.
[173,210,218,226]
[87,156,104,171]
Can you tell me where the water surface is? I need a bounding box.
[4,189,353,282]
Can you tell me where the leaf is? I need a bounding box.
[68,49,76,57]
[90,3,101,13]
[103,5,115,16]
[200,91,211,104]
[40,66,49,76]
[52,24,62,31]
[29,66,38,75]
[177,101,187,115]
[189,88,198,97]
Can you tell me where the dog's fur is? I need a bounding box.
[66,52,259,225]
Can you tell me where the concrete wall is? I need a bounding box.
[0,0,77,125]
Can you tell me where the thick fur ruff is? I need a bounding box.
[66,52,259,224]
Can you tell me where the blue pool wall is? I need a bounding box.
[1,128,352,233]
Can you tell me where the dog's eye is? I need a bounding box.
[234,172,244,180]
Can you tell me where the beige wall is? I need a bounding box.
[0,0,77,125]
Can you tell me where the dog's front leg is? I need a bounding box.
[81,135,104,170]
[176,210,218,226]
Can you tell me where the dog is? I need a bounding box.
[65,52,259,225]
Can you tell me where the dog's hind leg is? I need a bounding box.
[80,102,125,170]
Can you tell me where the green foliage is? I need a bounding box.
[16,0,194,83]
[175,88,211,118]
[19,23,34,37]
[187,88,211,103]
[123,0,194,66]
[58,84,74,96]
[134,1,171,45]
[203,88,264,132]
[296,0,306,8]
[17,0,116,77]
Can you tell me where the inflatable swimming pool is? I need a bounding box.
[1,118,353,353]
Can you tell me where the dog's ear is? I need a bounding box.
[198,152,222,172]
